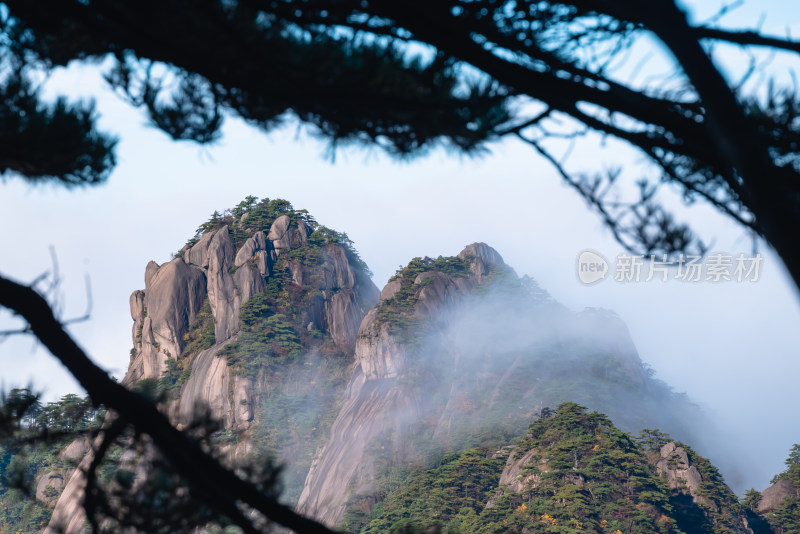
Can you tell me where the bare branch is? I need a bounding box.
[62,274,93,327]
[694,27,800,55]
[0,273,339,534]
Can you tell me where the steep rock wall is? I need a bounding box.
[297,243,502,526]
[46,211,378,534]
[297,243,703,529]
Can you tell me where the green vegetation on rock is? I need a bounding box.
[0,390,104,533]
[749,444,800,532]
[350,403,757,534]
[376,255,470,340]
[354,448,505,533]
[182,196,319,255]
[182,298,216,356]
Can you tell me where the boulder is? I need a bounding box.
[205,226,267,342]
[234,230,267,268]
[60,436,91,461]
[654,442,711,510]
[485,447,548,507]
[758,478,795,513]
[184,230,216,269]
[36,471,65,502]
[144,260,160,287]
[128,259,206,382]
[268,214,295,255]
[380,279,402,301]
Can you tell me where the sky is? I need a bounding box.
[1,0,799,494]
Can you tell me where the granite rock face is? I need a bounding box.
[298,244,502,526]
[656,442,705,495]
[47,227,722,534]
[268,214,296,255]
[179,341,236,426]
[184,230,215,269]
[758,477,795,513]
[319,244,378,349]
[126,258,205,384]
[497,448,542,493]
[234,230,268,268]
[43,435,102,534]
[459,241,507,280]
[47,214,380,534]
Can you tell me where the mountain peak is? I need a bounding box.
[458,242,505,266]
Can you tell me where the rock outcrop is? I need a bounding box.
[483,446,549,507]
[234,230,269,269]
[656,442,704,496]
[43,436,101,534]
[653,442,752,533]
[757,477,795,513]
[126,258,205,383]
[42,214,717,534]
[46,208,379,534]
[34,437,90,505]
[298,244,504,526]
[319,245,375,347]
[204,226,262,342]
[297,243,710,529]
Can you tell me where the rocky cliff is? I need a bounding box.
[41,196,719,533]
[297,244,704,529]
[45,199,379,533]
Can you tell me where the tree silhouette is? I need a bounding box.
[2,0,799,284]
[0,276,337,534]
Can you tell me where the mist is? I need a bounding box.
[2,47,798,504]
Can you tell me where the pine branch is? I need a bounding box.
[694,27,800,55]
[0,273,339,534]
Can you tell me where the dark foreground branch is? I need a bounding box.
[694,27,800,55]
[0,273,338,534]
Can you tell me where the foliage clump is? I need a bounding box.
[181,298,215,357]
[219,293,302,379]
[744,444,800,532]
[0,390,104,533]
[479,402,678,534]
[356,403,754,534]
[181,196,317,254]
[355,448,505,533]
[376,255,470,340]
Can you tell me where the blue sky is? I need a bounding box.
[1,0,799,493]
